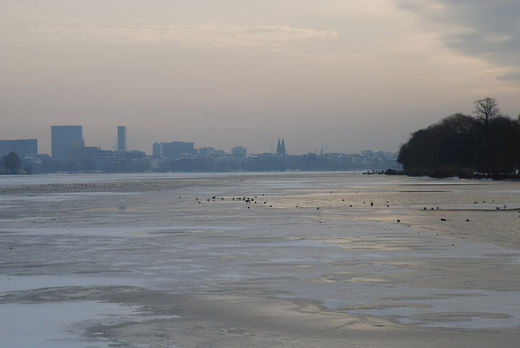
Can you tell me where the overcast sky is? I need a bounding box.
[1,0,519,155]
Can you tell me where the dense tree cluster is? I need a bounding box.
[0,152,22,174]
[397,98,520,178]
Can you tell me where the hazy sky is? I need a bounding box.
[1,0,519,155]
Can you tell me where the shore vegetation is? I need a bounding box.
[397,98,520,179]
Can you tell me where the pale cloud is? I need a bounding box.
[323,0,398,17]
[3,19,337,48]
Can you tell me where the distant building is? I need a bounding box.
[231,146,247,157]
[117,126,126,152]
[119,150,146,160]
[198,147,216,157]
[153,141,197,158]
[152,142,161,157]
[276,138,286,155]
[0,139,37,157]
[76,146,118,171]
[51,126,84,161]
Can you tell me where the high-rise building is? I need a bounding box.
[51,126,84,161]
[152,142,161,157]
[117,126,127,152]
[0,139,37,157]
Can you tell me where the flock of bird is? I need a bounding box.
[187,192,520,224]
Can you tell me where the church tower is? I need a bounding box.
[276,138,286,155]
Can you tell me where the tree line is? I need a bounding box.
[397,97,520,178]
[0,152,23,174]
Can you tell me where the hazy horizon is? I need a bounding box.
[2,0,519,155]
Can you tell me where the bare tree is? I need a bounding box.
[473,97,500,126]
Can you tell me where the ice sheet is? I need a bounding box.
[2,171,520,346]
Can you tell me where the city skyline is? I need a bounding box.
[3,124,389,157]
[1,124,400,174]
[1,1,520,155]
[0,122,400,156]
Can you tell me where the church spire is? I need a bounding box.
[276,138,286,155]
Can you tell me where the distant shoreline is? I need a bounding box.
[3,168,519,180]
[375,169,520,181]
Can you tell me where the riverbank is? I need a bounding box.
[382,168,520,180]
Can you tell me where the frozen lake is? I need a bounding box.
[1,172,520,347]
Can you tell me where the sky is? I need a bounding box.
[1,0,519,155]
